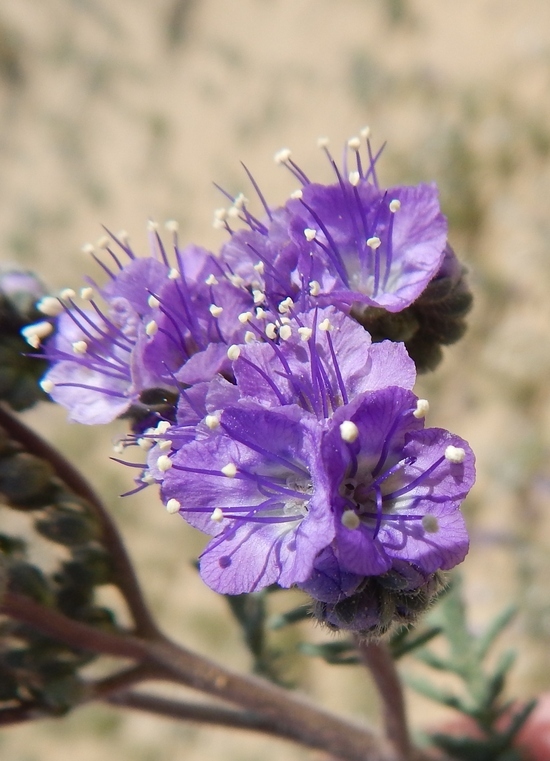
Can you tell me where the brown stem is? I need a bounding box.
[107,690,303,742]
[1,591,394,761]
[0,404,159,639]
[354,637,411,761]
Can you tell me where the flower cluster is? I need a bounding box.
[31,132,475,637]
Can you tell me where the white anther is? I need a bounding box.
[165,219,179,232]
[233,193,248,209]
[360,126,371,140]
[138,437,154,450]
[156,421,172,434]
[265,323,278,340]
[290,189,303,200]
[213,217,226,230]
[341,510,361,530]
[298,327,313,341]
[253,289,266,305]
[147,220,159,232]
[340,420,359,443]
[166,498,181,514]
[141,473,155,484]
[96,236,110,249]
[274,148,292,164]
[316,136,329,148]
[367,236,381,249]
[255,307,269,319]
[213,208,227,221]
[279,325,292,341]
[72,340,88,355]
[168,268,180,279]
[209,304,223,317]
[309,280,321,297]
[60,288,76,300]
[319,318,333,331]
[40,379,54,393]
[227,273,245,288]
[203,415,220,432]
[280,316,291,324]
[81,242,95,255]
[227,206,240,220]
[148,294,160,309]
[304,228,317,242]
[445,445,466,464]
[221,463,237,478]
[80,287,94,300]
[227,345,241,361]
[347,136,361,151]
[238,311,253,324]
[349,171,360,186]
[21,321,54,345]
[146,320,158,337]
[413,399,430,419]
[211,507,224,522]
[157,455,173,472]
[253,261,265,275]
[389,199,401,213]
[205,274,219,286]
[278,297,294,314]
[244,331,256,344]
[422,514,440,533]
[159,439,173,451]
[117,229,129,243]
[112,442,124,455]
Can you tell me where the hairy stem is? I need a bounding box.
[355,637,411,761]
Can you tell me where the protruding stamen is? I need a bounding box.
[367,236,381,249]
[422,514,439,533]
[205,274,219,286]
[253,261,265,275]
[168,268,180,279]
[298,327,313,341]
[148,294,161,309]
[40,379,54,393]
[159,439,173,451]
[414,399,430,419]
[253,289,266,305]
[96,236,110,249]
[60,288,76,300]
[309,280,321,296]
[157,455,173,472]
[360,126,371,140]
[279,325,292,341]
[445,445,466,463]
[211,507,224,522]
[341,510,360,529]
[81,243,95,255]
[319,318,333,331]
[165,219,179,232]
[340,420,359,443]
[389,199,401,213]
[205,414,220,430]
[347,136,361,151]
[72,340,88,355]
[141,473,155,484]
[238,311,253,324]
[349,171,360,186]
[255,307,269,319]
[278,297,294,314]
[37,296,63,317]
[209,304,223,317]
[166,498,181,514]
[138,437,154,450]
[304,228,317,242]
[244,331,256,344]
[290,189,303,200]
[21,321,54,347]
[147,220,159,232]
[274,148,292,164]
[227,345,241,361]
[265,323,278,340]
[145,320,158,337]
[227,273,245,288]
[221,463,237,478]
[316,136,329,148]
[156,421,172,434]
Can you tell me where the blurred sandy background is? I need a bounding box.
[1,0,550,759]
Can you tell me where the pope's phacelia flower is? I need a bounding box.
[39,226,258,426]
[215,131,472,370]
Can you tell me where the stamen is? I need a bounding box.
[37,297,63,317]
[413,399,429,419]
[316,137,329,148]
[60,288,76,300]
[290,189,303,199]
[367,236,381,249]
[278,297,294,314]
[265,323,278,340]
[148,294,161,309]
[349,171,360,186]
[138,438,154,450]
[309,280,321,296]
[244,331,256,343]
[304,228,317,242]
[340,420,359,443]
[165,220,179,232]
[298,327,312,341]
[209,304,223,317]
[81,243,95,255]
[168,268,180,279]
[166,498,181,514]
[253,261,265,275]
[205,414,220,430]
[221,463,237,478]
[211,507,224,522]
[40,379,54,393]
[156,421,172,434]
[341,510,360,530]
[279,325,292,341]
[389,199,401,213]
[145,320,158,337]
[227,345,241,361]
[159,440,172,451]
[253,289,266,305]
[445,445,466,463]
[72,340,88,355]
[205,274,219,285]
[157,455,173,472]
[274,148,292,164]
[319,318,333,331]
[21,321,54,347]
[238,311,254,324]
